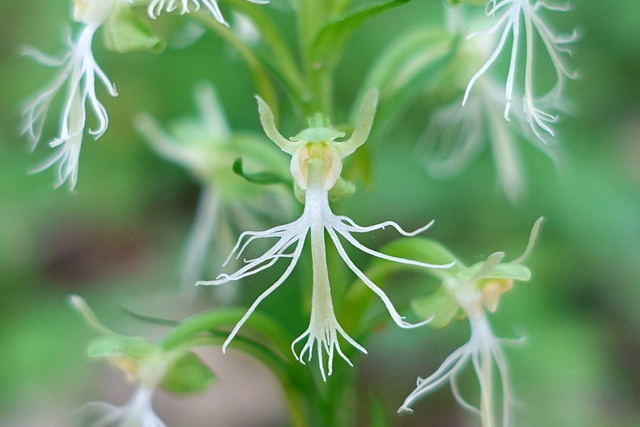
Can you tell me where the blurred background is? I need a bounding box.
[0,0,638,426]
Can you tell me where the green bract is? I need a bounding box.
[161,352,217,394]
[292,127,345,144]
[412,286,461,329]
[71,296,216,394]
[103,2,164,53]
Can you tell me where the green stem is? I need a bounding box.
[195,14,279,116]
[222,0,306,102]
[295,0,334,119]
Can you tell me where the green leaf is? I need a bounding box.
[103,4,164,53]
[467,252,505,281]
[159,308,293,360]
[232,157,291,185]
[161,352,216,394]
[367,394,389,427]
[355,29,457,135]
[122,308,180,327]
[411,286,461,328]
[312,0,411,66]
[87,335,157,359]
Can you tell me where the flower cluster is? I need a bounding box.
[197,90,453,380]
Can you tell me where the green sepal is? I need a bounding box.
[160,351,216,394]
[232,156,291,186]
[87,335,158,360]
[411,286,461,328]
[464,254,532,282]
[103,4,164,53]
[345,134,373,187]
[486,262,532,282]
[292,127,343,143]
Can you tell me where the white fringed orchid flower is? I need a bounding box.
[198,90,452,380]
[21,0,119,189]
[70,295,215,426]
[423,76,553,201]
[462,0,578,141]
[399,218,543,426]
[69,295,170,427]
[80,387,167,427]
[144,0,269,26]
[135,83,289,292]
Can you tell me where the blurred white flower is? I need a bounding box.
[423,76,554,201]
[69,295,171,427]
[198,91,452,379]
[463,0,578,140]
[21,0,118,189]
[399,280,515,426]
[80,387,166,427]
[135,83,289,293]
[399,218,543,426]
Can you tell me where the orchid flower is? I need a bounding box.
[198,90,453,380]
[21,0,119,190]
[144,0,269,26]
[69,295,171,427]
[80,387,167,427]
[135,83,289,292]
[423,76,555,201]
[399,218,543,426]
[462,0,578,141]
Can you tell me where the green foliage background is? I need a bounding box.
[0,0,638,426]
